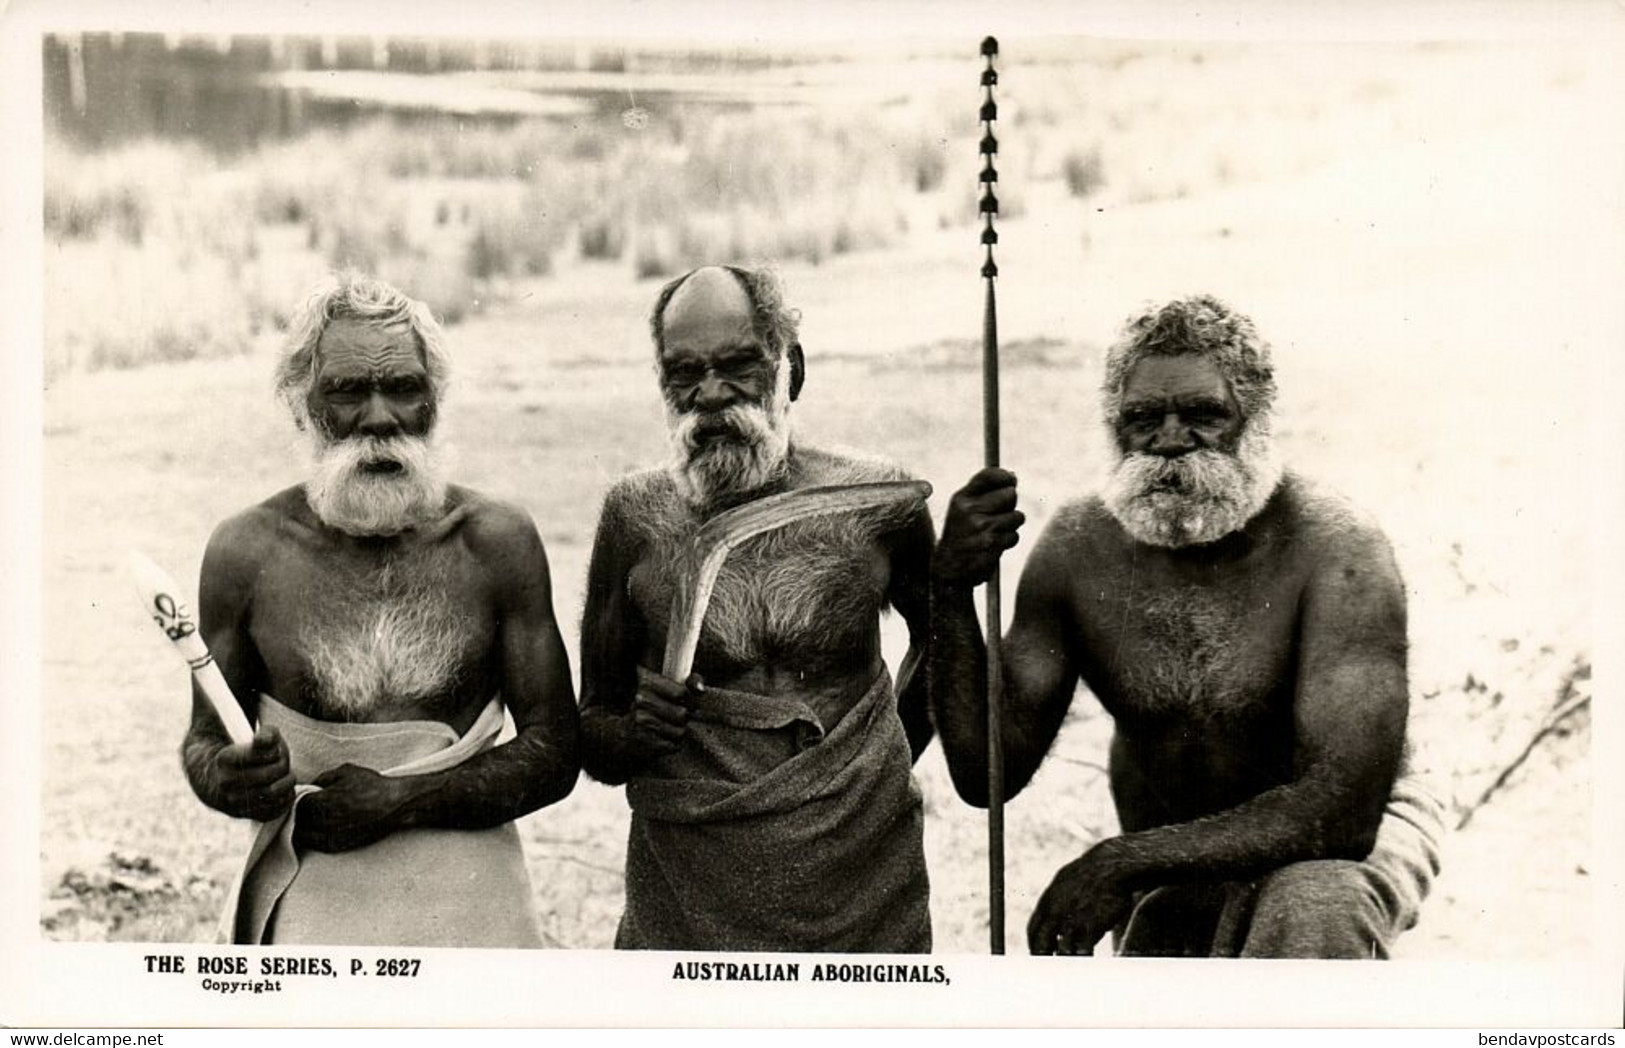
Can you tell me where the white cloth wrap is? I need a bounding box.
[219,694,544,948]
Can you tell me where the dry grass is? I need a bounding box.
[43,40,1564,378]
[44,104,956,374]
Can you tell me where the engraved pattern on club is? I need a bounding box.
[128,550,254,746]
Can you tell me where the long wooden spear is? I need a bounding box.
[977,34,1007,956]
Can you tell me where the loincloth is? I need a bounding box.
[618,667,931,952]
[220,695,544,948]
[1116,776,1447,958]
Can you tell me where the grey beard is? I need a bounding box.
[665,401,791,507]
[305,433,449,536]
[1103,423,1283,548]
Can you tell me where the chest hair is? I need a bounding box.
[298,544,481,718]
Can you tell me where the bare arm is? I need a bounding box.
[887,504,937,762]
[296,506,581,850]
[180,512,293,821]
[393,508,581,826]
[930,469,1080,804]
[1110,529,1407,877]
[1028,522,1410,953]
[577,485,691,786]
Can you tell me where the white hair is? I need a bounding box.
[1103,423,1283,547]
[274,270,451,432]
[1101,294,1276,429]
[304,433,449,537]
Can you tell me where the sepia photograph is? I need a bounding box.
[3,0,1622,1028]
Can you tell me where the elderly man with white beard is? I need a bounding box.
[579,264,939,952]
[181,272,579,947]
[931,294,1443,959]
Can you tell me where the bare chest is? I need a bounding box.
[248,541,498,723]
[628,518,892,675]
[1076,566,1303,726]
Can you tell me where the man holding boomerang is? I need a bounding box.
[579,265,939,952]
[181,271,579,946]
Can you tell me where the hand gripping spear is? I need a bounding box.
[978,35,1008,956]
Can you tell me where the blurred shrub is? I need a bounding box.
[46,97,947,375]
[54,42,1449,374]
[1061,146,1106,198]
[377,252,479,325]
[905,131,949,193]
[42,140,204,245]
[466,214,553,279]
[44,239,260,376]
[633,229,679,280]
[578,212,626,261]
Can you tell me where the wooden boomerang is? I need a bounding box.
[660,480,932,682]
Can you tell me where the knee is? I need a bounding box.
[1117,884,1227,957]
[1242,860,1391,959]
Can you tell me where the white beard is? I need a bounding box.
[665,365,792,507]
[1103,420,1284,548]
[305,432,449,536]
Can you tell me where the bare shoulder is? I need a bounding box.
[1048,494,1117,542]
[1276,474,1407,654]
[795,444,929,542]
[1010,496,1115,608]
[449,486,547,563]
[604,467,678,510]
[793,443,916,486]
[198,488,305,611]
[204,487,302,573]
[1277,473,1401,577]
[597,467,680,543]
[1038,495,1121,568]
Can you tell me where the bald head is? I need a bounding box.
[649,265,804,403]
[663,266,753,347]
[650,265,810,505]
[663,263,750,324]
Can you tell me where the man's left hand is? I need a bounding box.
[935,468,1023,588]
[1027,845,1136,956]
[294,764,415,853]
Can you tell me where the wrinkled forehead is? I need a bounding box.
[315,317,426,380]
[1120,354,1236,409]
[661,269,759,360]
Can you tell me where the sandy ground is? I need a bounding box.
[37,67,1618,958]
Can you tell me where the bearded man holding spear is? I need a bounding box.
[177,271,580,947]
[931,37,1441,959]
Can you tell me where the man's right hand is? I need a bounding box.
[935,467,1024,588]
[208,727,295,821]
[622,667,697,766]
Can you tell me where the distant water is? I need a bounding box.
[42,32,814,156]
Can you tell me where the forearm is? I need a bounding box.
[894,643,935,763]
[1094,775,1382,892]
[393,725,579,831]
[578,704,639,786]
[927,581,991,792]
[180,728,235,816]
